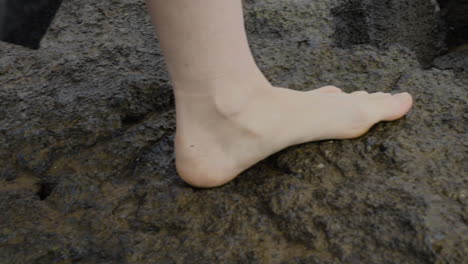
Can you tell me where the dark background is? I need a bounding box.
[0,0,62,49]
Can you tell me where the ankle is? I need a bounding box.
[172,68,271,117]
[171,63,268,93]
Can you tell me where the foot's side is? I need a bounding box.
[174,83,413,188]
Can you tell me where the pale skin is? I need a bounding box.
[145,0,413,188]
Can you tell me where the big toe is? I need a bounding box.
[379,92,413,121]
[315,86,342,93]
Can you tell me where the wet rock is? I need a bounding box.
[0,0,467,263]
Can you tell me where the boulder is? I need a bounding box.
[0,0,466,263]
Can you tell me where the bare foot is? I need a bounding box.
[174,81,413,188]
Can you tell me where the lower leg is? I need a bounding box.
[146,0,266,93]
[146,0,413,188]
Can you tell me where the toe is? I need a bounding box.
[315,86,342,93]
[352,91,369,96]
[371,92,391,98]
[389,92,413,120]
[373,92,413,121]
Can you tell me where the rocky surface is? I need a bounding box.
[0,0,467,263]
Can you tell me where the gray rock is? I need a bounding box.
[0,0,466,263]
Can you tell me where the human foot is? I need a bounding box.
[174,83,412,188]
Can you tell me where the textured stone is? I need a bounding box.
[0,0,466,263]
